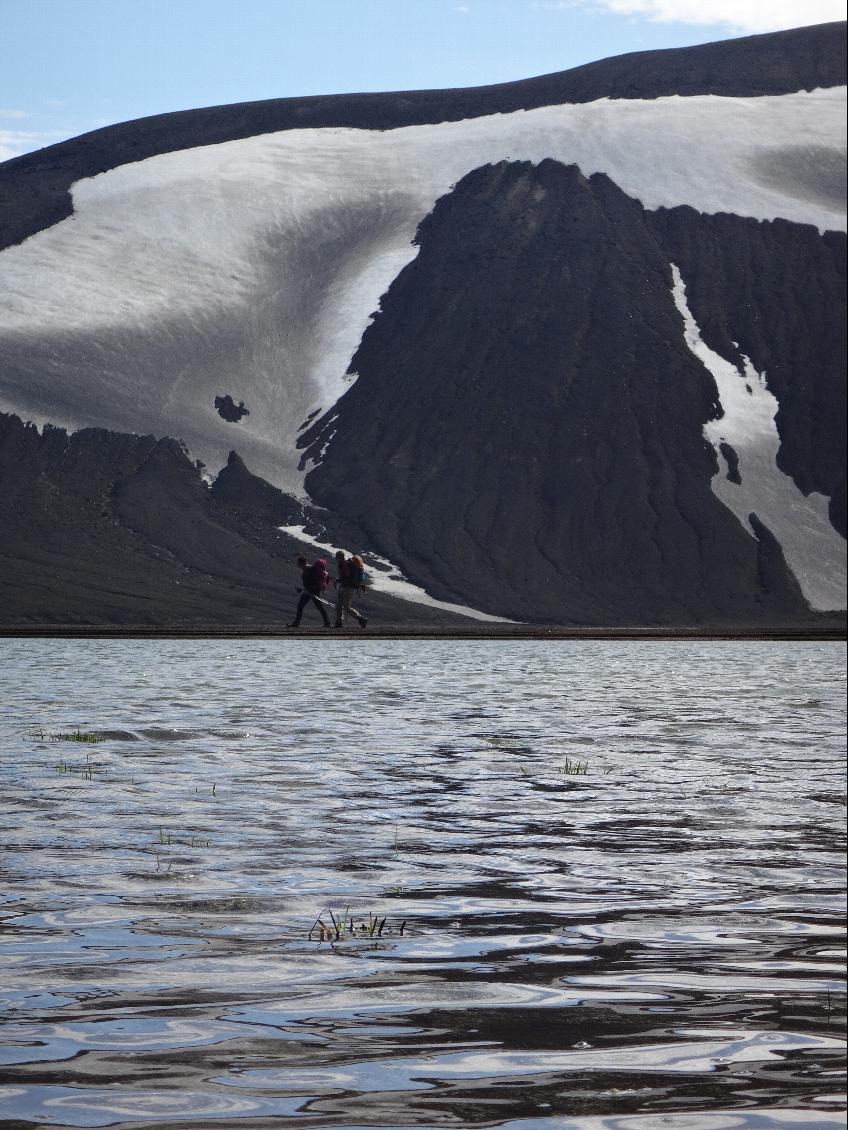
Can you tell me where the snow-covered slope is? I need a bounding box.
[0,23,844,626]
[0,88,843,495]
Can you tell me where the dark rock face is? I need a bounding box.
[0,412,288,623]
[0,21,844,252]
[214,395,250,423]
[719,443,742,485]
[0,413,472,626]
[299,160,842,626]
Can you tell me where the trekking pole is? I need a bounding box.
[313,593,367,627]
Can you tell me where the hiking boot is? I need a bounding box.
[334,620,343,628]
[358,617,368,629]
[286,622,300,628]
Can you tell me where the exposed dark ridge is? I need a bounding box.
[299,159,843,626]
[214,395,249,423]
[297,160,815,624]
[209,450,303,528]
[1,21,844,251]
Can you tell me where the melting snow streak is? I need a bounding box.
[279,525,516,623]
[670,263,846,611]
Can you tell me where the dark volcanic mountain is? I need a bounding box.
[0,23,845,628]
[298,159,843,625]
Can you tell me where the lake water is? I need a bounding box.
[0,638,845,1130]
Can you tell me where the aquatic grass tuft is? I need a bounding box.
[155,828,212,850]
[520,760,613,778]
[559,758,590,775]
[825,989,835,1021]
[33,728,103,744]
[308,907,406,943]
[149,823,214,879]
[54,750,99,779]
[66,730,102,744]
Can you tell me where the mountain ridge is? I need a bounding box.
[1,21,845,252]
[0,22,844,628]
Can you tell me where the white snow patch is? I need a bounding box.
[279,525,517,623]
[670,263,846,611]
[314,431,336,464]
[0,87,844,492]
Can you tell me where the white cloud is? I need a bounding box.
[0,128,61,162]
[0,109,31,120]
[584,0,845,33]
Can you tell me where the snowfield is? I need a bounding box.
[0,85,845,612]
[671,266,846,611]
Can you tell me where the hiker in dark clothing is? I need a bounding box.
[333,550,368,629]
[287,555,331,627]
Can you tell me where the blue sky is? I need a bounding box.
[2,0,844,161]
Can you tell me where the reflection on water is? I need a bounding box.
[0,639,845,1129]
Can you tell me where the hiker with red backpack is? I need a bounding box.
[287,555,332,628]
[333,550,368,629]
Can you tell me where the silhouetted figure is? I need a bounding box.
[288,555,331,627]
[333,550,368,629]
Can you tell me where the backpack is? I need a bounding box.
[350,555,371,588]
[304,559,329,593]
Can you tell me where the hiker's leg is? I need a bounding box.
[335,588,351,626]
[289,591,310,626]
[311,595,331,625]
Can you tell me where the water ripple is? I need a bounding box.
[0,639,844,1127]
